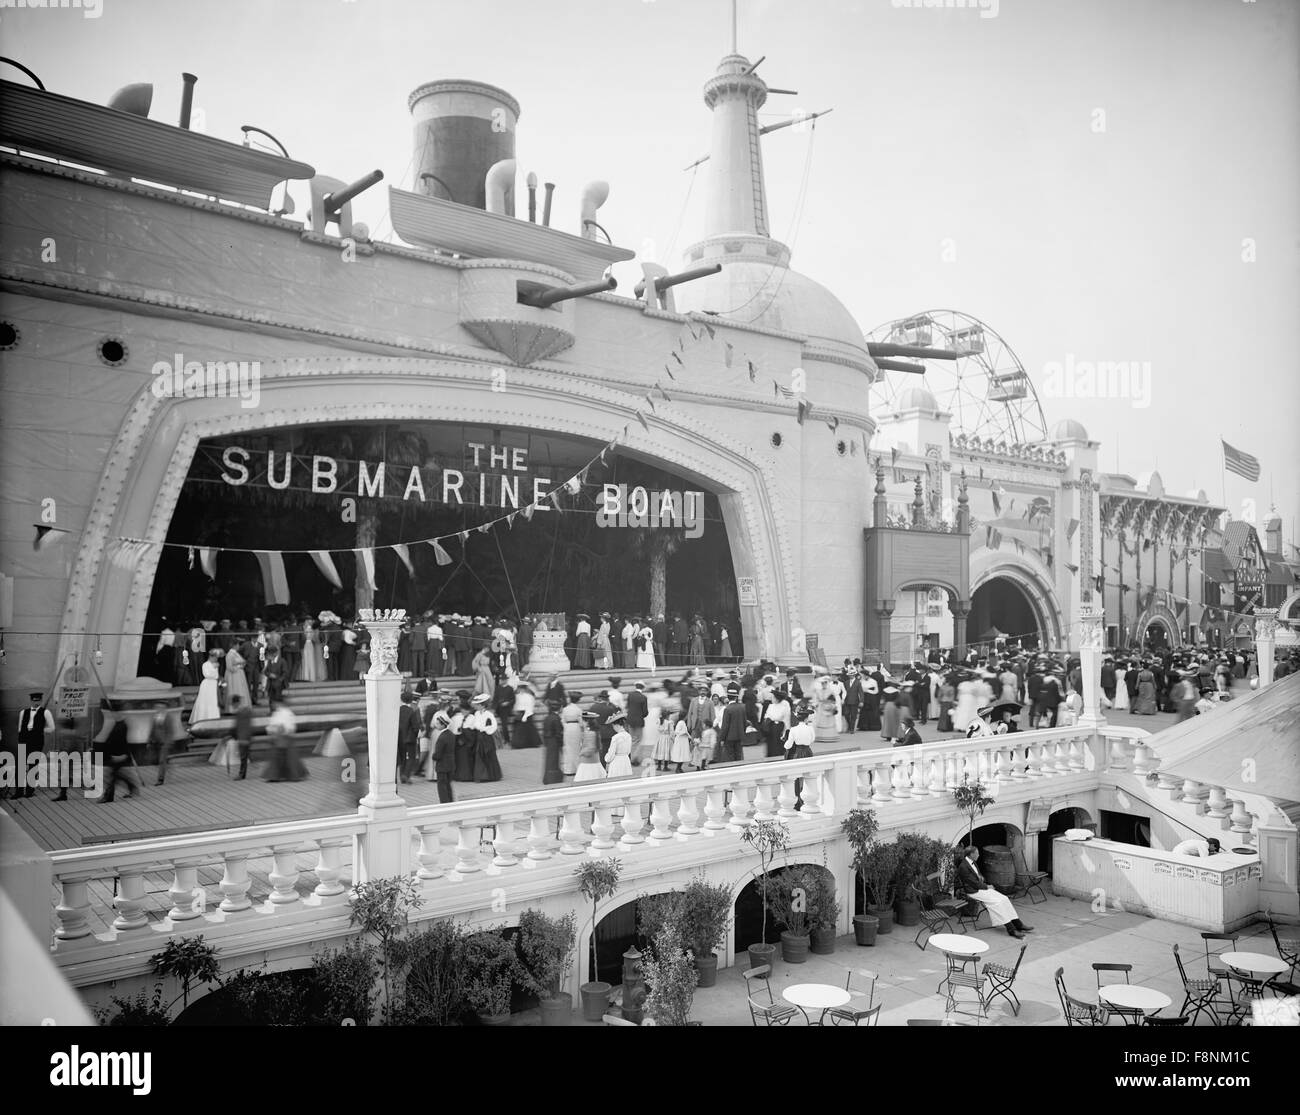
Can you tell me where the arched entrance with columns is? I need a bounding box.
[58,357,801,687]
[1134,603,1182,651]
[969,554,1064,651]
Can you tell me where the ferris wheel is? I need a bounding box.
[866,310,1049,446]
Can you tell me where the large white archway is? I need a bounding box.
[969,551,1065,648]
[59,356,802,685]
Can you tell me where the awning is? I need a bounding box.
[1147,673,1300,801]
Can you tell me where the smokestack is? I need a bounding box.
[179,73,197,129]
[579,181,610,241]
[526,172,537,223]
[408,80,519,211]
[542,182,554,227]
[484,159,516,216]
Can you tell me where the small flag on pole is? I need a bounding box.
[703,321,716,340]
[724,343,734,368]
[747,359,756,382]
[392,543,414,575]
[637,411,649,432]
[356,549,377,592]
[198,547,218,579]
[429,539,453,566]
[1066,518,1079,542]
[310,550,342,588]
[1222,440,1260,481]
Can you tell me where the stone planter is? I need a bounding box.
[868,906,894,934]
[580,981,612,1022]
[853,914,879,946]
[780,931,810,964]
[809,927,836,955]
[479,1012,512,1026]
[694,953,719,988]
[538,991,572,1026]
[747,942,776,974]
[895,897,921,927]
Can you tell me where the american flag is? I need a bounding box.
[1222,440,1260,482]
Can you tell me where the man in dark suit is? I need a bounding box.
[588,689,616,766]
[626,682,649,762]
[895,715,922,749]
[652,613,668,667]
[233,696,255,779]
[719,685,747,763]
[956,846,1033,938]
[409,619,427,679]
[263,649,290,708]
[843,670,862,735]
[324,622,344,680]
[396,691,421,784]
[1026,667,1044,727]
[428,709,456,803]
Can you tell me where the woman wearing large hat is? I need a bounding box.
[468,693,503,782]
[573,613,593,670]
[605,710,634,778]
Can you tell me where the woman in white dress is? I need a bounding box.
[635,624,656,672]
[1113,663,1130,711]
[190,649,223,723]
[952,676,980,733]
[224,642,251,711]
[669,718,692,773]
[654,707,676,771]
[595,616,613,671]
[560,692,584,775]
[573,719,606,783]
[297,620,322,682]
[605,712,633,778]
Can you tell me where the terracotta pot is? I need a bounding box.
[747,942,776,974]
[895,897,921,927]
[538,991,572,1026]
[780,931,810,964]
[868,906,895,934]
[810,927,836,955]
[580,981,612,1022]
[694,953,719,988]
[853,914,879,946]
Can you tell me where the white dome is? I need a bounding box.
[894,386,940,412]
[1052,418,1089,442]
[1185,488,1208,502]
[1136,470,1165,498]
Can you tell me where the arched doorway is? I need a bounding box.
[1037,806,1093,876]
[733,864,836,956]
[970,577,1042,652]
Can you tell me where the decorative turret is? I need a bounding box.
[912,476,925,528]
[873,460,888,527]
[700,54,770,238]
[956,469,971,534]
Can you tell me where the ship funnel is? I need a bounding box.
[108,83,153,117]
[408,79,519,211]
[179,73,197,128]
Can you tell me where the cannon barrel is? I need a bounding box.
[324,169,385,215]
[873,358,927,376]
[867,342,958,361]
[525,275,617,308]
[634,262,722,298]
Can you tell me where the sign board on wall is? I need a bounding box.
[59,685,90,718]
[805,634,827,669]
[737,577,757,607]
[1025,799,1051,834]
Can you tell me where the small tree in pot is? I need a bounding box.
[808,859,840,955]
[764,865,818,964]
[517,909,577,1026]
[575,858,623,1022]
[676,877,734,988]
[841,807,884,944]
[463,930,520,1025]
[642,916,700,1026]
[740,819,790,972]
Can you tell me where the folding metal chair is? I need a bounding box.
[1143,1015,1189,1027]
[1200,932,1239,1017]
[1093,962,1143,1025]
[1172,943,1220,1026]
[915,898,955,950]
[1225,970,1270,1026]
[1011,847,1049,904]
[743,965,798,1027]
[823,969,878,1026]
[982,943,1026,1017]
[945,970,987,1020]
[1265,912,1300,982]
[1055,967,1108,1027]
[954,898,990,934]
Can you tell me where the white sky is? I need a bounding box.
[7,0,1298,545]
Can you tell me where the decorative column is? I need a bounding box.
[1076,605,1107,730]
[1253,608,1279,688]
[355,609,411,882]
[1256,807,1300,917]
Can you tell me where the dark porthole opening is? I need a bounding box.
[771,432,783,448]
[0,321,18,350]
[98,337,128,366]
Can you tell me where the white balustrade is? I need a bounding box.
[590,806,617,850]
[314,838,350,897]
[525,815,553,862]
[855,765,874,806]
[891,761,911,800]
[727,784,754,830]
[1131,740,1155,776]
[703,788,730,832]
[619,800,648,848]
[1205,786,1232,820]
[1181,780,1207,808]
[1228,799,1254,841]
[559,809,588,854]
[777,775,800,819]
[1067,739,1085,771]
[909,758,928,798]
[927,757,944,796]
[455,823,484,873]
[675,791,701,837]
[1155,768,1182,793]
[944,752,961,790]
[799,770,823,816]
[752,781,778,821]
[872,763,893,803]
[54,876,93,943]
[492,819,521,868]
[1053,742,1071,775]
[1108,736,1130,771]
[111,869,149,932]
[647,797,676,845]
[267,844,302,906]
[1025,742,1044,779]
[218,852,254,914]
[415,824,445,880]
[167,861,202,923]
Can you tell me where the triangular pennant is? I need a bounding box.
[991,489,1002,515]
[747,359,756,381]
[825,415,839,433]
[506,513,516,529]
[637,410,649,432]
[703,322,716,340]
[522,502,536,521]
[549,490,563,508]
[676,334,686,351]
[477,523,492,534]
[773,381,781,399]
[198,546,218,579]
[310,550,342,588]
[671,351,683,365]
[724,343,734,368]
[565,475,582,495]
[599,449,607,465]
[644,394,656,412]
[255,550,292,604]
[392,543,414,575]
[796,400,808,426]
[688,325,701,342]
[357,548,377,591]
[34,525,71,552]
[1066,518,1080,542]
[458,530,470,543]
[187,546,196,571]
[665,365,677,380]
[1065,563,1080,575]
[658,385,672,402]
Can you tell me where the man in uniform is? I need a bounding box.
[16,691,55,798]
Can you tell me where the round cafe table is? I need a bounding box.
[783,983,851,1026]
[928,934,989,994]
[1097,985,1172,1023]
[1220,952,1288,977]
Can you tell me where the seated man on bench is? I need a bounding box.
[956,846,1035,940]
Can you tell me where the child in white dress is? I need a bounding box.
[669,719,692,774]
[573,724,606,783]
[605,712,633,778]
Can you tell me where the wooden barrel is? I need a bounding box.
[981,845,1016,891]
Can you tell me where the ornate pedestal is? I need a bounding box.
[527,614,571,673]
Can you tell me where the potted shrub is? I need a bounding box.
[859,838,900,935]
[740,819,790,972]
[676,877,734,988]
[891,831,930,927]
[463,930,519,1026]
[842,807,884,944]
[765,865,816,964]
[517,908,577,1026]
[642,917,700,1026]
[575,858,623,1022]
[808,866,840,955]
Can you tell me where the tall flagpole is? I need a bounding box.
[731,0,738,53]
[1220,441,1227,518]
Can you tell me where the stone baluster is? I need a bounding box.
[110,868,149,932]
[455,823,484,873]
[727,784,754,830]
[872,763,894,804]
[54,876,93,944]
[909,757,928,798]
[559,809,588,855]
[1067,738,1085,771]
[492,819,521,868]
[891,759,912,800]
[1108,735,1130,772]
[776,774,800,819]
[268,844,302,907]
[1228,799,1254,842]
[676,790,702,837]
[1204,786,1232,820]
[703,788,730,833]
[1053,741,1071,775]
[167,860,202,923]
[647,796,676,846]
[1131,740,1155,776]
[1024,742,1043,779]
[752,781,778,822]
[944,752,961,790]
[1180,780,1208,809]
[314,837,350,899]
[927,757,945,795]
[218,851,254,915]
[995,747,1013,784]
[855,764,874,807]
[525,814,554,862]
[799,769,823,816]
[619,799,648,848]
[1155,767,1182,793]
[591,806,618,850]
[415,824,445,881]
